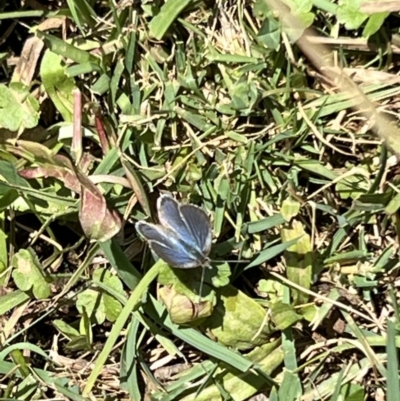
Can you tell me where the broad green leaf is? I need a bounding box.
[337,0,368,30]
[257,17,281,50]
[103,293,123,322]
[335,174,369,200]
[211,262,231,288]
[158,262,217,323]
[179,341,283,401]
[76,268,124,324]
[283,0,314,40]
[40,50,76,122]
[344,388,365,401]
[76,289,106,324]
[253,0,271,19]
[12,248,51,299]
[0,160,29,188]
[258,279,285,302]
[204,285,274,350]
[278,370,302,401]
[0,83,39,131]
[362,12,389,37]
[270,301,301,330]
[281,198,301,222]
[93,268,124,322]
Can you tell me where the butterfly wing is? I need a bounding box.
[179,204,212,256]
[157,194,195,244]
[135,221,200,268]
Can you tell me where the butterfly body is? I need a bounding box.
[136,194,212,269]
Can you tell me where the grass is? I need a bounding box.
[1,0,400,400]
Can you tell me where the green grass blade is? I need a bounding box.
[387,319,400,401]
[83,262,160,396]
[149,0,192,40]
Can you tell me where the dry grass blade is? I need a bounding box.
[265,0,400,153]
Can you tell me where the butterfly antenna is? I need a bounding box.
[197,266,206,304]
[210,259,248,264]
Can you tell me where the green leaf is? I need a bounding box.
[0,290,30,315]
[0,160,30,192]
[247,214,286,234]
[76,289,105,324]
[270,301,301,330]
[205,285,274,350]
[385,192,400,215]
[281,198,301,222]
[0,342,50,362]
[281,221,312,305]
[65,0,96,33]
[278,370,302,401]
[178,341,282,401]
[335,174,369,200]
[337,0,368,30]
[295,159,338,180]
[93,266,124,293]
[285,0,313,16]
[258,279,285,302]
[344,388,365,401]
[245,236,301,269]
[120,318,141,400]
[37,32,99,64]
[211,262,231,288]
[149,0,192,40]
[40,50,76,122]
[362,12,389,37]
[158,263,215,323]
[79,307,93,346]
[76,268,124,324]
[96,268,125,322]
[0,83,40,131]
[257,17,281,50]
[253,0,271,19]
[99,239,141,290]
[387,319,399,401]
[53,319,80,339]
[12,248,51,299]
[65,336,91,352]
[280,0,314,40]
[103,293,123,322]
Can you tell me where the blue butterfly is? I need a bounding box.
[135,193,212,269]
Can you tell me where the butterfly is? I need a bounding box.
[135,193,212,269]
